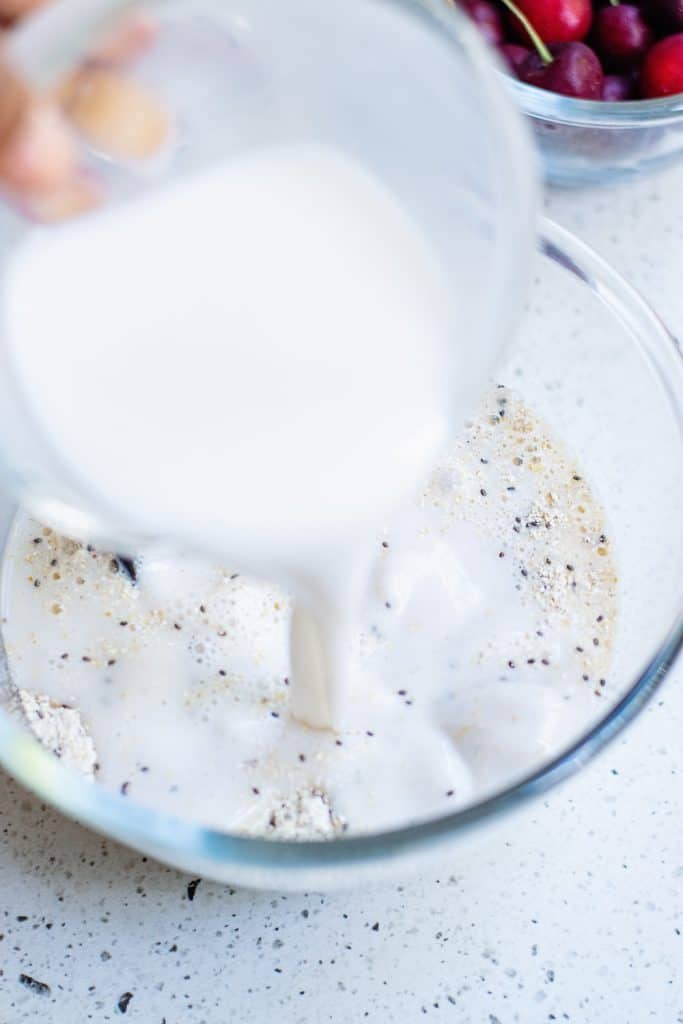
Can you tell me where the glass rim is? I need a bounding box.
[1,217,682,879]
[505,73,683,127]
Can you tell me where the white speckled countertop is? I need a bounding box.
[1,165,683,1023]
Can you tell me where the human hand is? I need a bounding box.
[0,2,166,220]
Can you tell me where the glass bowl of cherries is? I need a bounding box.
[459,0,683,184]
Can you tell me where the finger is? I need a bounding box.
[91,13,157,65]
[0,0,44,21]
[0,99,77,193]
[21,170,100,221]
[63,69,170,161]
[0,54,30,146]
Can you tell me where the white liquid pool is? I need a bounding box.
[1,389,617,837]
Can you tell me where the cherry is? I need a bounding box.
[499,41,533,73]
[464,0,683,102]
[594,5,652,68]
[520,41,604,96]
[641,32,683,95]
[509,0,592,44]
[461,0,505,45]
[601,70,638,97]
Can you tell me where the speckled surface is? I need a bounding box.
[1,166,683,1022]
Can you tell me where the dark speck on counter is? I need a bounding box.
[19,973,51,996]
[117,991,134,1013]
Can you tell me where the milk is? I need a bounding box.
[2,145,459,729]
[0,388,618,835]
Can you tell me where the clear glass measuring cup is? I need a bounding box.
[0,0,537,552]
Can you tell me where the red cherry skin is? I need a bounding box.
[511,0,592,45]
[520,41,604,97]
[594,5,652,68]
[499,42,533,74]
[641,32,683,96]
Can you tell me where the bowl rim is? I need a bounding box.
[0,217,682,881]
[505,73,683,127]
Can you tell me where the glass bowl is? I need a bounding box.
[506,77,683,186]
[0,216,681,891]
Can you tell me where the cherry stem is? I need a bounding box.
[609,0,620,6]
[497,0,553,63]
